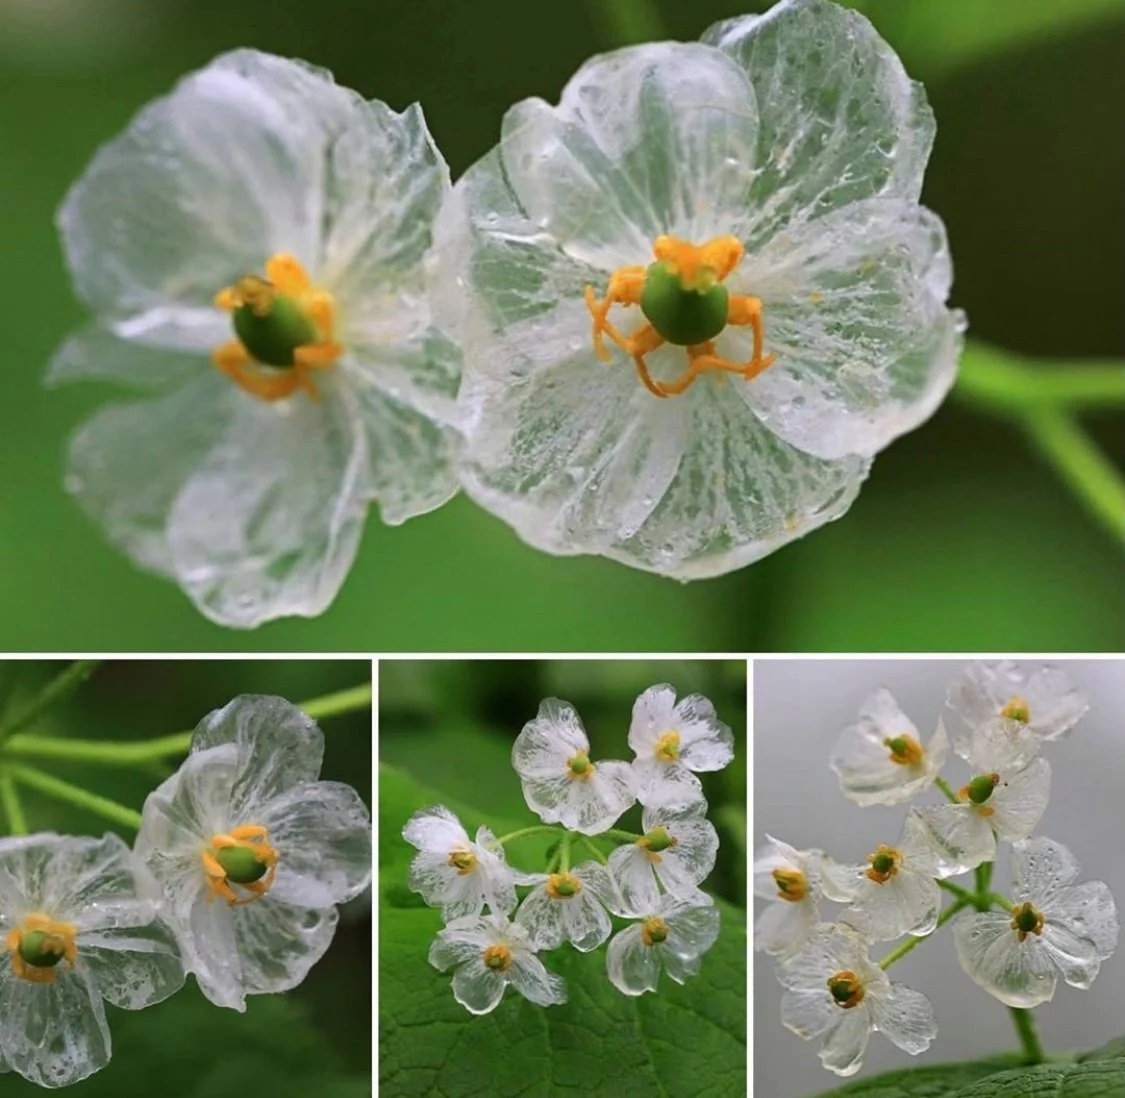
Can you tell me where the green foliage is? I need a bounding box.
[379,760,746,1098]
[954,1058,1125,1098]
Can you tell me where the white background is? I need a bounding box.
[753,658,1125,1098]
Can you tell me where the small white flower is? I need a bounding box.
[135,695,371,1011]
[404,806,522,921]
[606,894,720,997]
[609,802,719,914]
[512,698,636,835]
[0,832,184,1088]
[948,660,1088,745]
[754,836,856,957]
[514,860,619,952]
[953,837,1118,1009]
[430,0,960,578]
[428,913,566,1015]
[628,684,732,808]
[839,811,955,942]
[910,720,1051,873]
[830,689,949,806]
[778,924,937,1077]
[52,49,461,628]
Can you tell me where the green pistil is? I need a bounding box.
[18,931,65,968]
[871,851,896,875]
[641,826,676,853]
[215,844,268,884]
[968,774,999,805]
[641,262,729,346]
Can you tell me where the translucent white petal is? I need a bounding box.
[258,780,370,908]
[57,50,361,327]
[1023,666,1089,740]
[1039,921,1102,990]
[814,854,863,904]
[512,885,564,951]
[47,321,216,390]
[867,982,937,1055]
[79,922,185,1009]
[0,964,110,1088]
[402,805,469,855]
[608,845,661,916]
[947,660,1020,737]
[965,717,1041,772]
[165,382,369,628]
[780,987,839,1039]
[628,685,677,756]
[507,952,567,1006]
[1010,836,1081,906]
[229,897,337,1001]
[660,945,703,986]
[755,898,817,956]
[908,804,994,876]
[990,758,1051,841]
[820,1008,872,1077]
[841,869,940,941]
[568,762,637,835]
[952,911,1057,1008]
[181,895,242,1009]
[703,0,935,248]
[428,920,491,971]
[606,924,659,996]
[673,693,734,772]
[752,835,806,898]
[948,661,1087,743]
[498,42,759,268]
[634,761,706,811]
[1046,882,1119,961]
[561,890,613,953]
[777,924,868,992]
[665,899,721,958]
[451,958,508,1015]
[192,695,324,811]
[513,698,589,778]
[733,200,960,460]
[63,373,232,578]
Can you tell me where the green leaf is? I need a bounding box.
[1082,1039,1125,1062]
[815,1055,1023,1097]
[953,1058,1125,1097]
[379,764,746,1097]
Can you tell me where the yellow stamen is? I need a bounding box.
[567,751,596,781]
[448,849,478,875]
[545,872,582,899]
[201,823,279,907]
[772,867,808,903]
[883,734,925,767]
[1001,696,1031,723]
[865,844,902,884]
[5,914,79,984]
[1011,902,1046,943]
[212,253,342,402]
[654,731,681,763]
[641,916,669,946]
[482,944,512,972]
[827,969,865,1009]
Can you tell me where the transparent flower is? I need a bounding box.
[512,698,636,834]
[628,683,732,808]
[606,894,720,997]
[514,860,619,952]
[52,49,461,628]
[429,0,961,578]
[911,720,1051,870]
[839,810,958,941]
[830,689,949,807]
[948,660,1087,745]
[135,695,371,1011]
[609,802,719,914]
[429,913,566,1015]
[754,836,856,957]
[0,832,184,1088]
[404,806,523,921]
[778,925,937,1077]
[953,837,1118,1008]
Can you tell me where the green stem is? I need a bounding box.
[974,862,995,911]
[937,879,973,900]
[0,773,28,835]
[3,681,373,767]
[489,825,559,848]
[579,835,609,865]
[880,896,970,969]
[988,891,1015,913]
[0,661,102,745]
[956,345,1125,412]
[603,828,642,843]
[587,0,663,45]
[7,765,143,831]
[1009,1007,1046,1064]
[934,776,960,804]
[560,831,572,874]
[1021,409,1125,543]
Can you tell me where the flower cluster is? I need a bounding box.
[0,696,370,1088]
[52,0,961,625]
[403,684,734,1012]
[755,661,1118,1078]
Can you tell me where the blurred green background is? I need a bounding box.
[0,659,372,1098]
[0,0,1121,652]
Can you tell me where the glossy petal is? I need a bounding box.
[948,661,1088,742]
[665,899,721,957]
[514,880,612,952]
[629,685,734,793]
[79,923,185,1010]
[990,758,1051,841]
[1038,921,1103,990]
[841,867,940,941]
[451,959,507,1015]
[703,0,935,248]
[960,717,1041,772]
[512,698,590,777]
[1010,836,1081,906]
[755,897,817,956]
[780,987,841,1039]
[1047,882,1119,961]
[953,911,1058,1008]
[507,952,567,1006]
[909,804,995,876]
[606,924,660,997]
[867,983,937,1055]
[820,1009,873,1077]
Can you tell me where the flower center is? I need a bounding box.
[5,914,78,984]
[654,731,681,763]
[641,916,669,946]
[584,234,776,398]
[1000,696,1031,723]
[866,845,901,884]
[883,734,925,767]
[638,826,678,861]
[447,848,478,875]
[827,969,865,1009]
[212,253,343,402]
[1010,902,1046,942]
[202,824,279,906]
[546,872,582,900]
[482,944,512,971]
[959,772,1001,816]
[567,751,596,781]
[772,867,808,903]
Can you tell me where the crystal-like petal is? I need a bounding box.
[819,1008,872,1077]
[79,923,185,1010]
[1046,881,1119,961]
[606,924,660,996]
[909,804,995,874]
[507,951,567,1007]
[755,896,817,956]
[952,911,1057,1008]
[1038,921,1102,990]
[451,958,508,1015]
[990,758,1051,842]
[841,868,940,941]
[867,982,937,1055]
[513,698,589,778]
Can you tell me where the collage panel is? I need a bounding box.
[753,658,1125,1098]
[377,658,747,1097]
[0,658,373,1096]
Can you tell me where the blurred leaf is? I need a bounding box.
[1082,1038,1125,1061]
[953,1057,1125,1097]
[379,764,746,1097]
[816,1054,1024,1097]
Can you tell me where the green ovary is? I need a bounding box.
[215,844,268,884]
[968,774,998,804]
[233,293,317,367]
[18,931,65,968]
[641,263,729,346]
